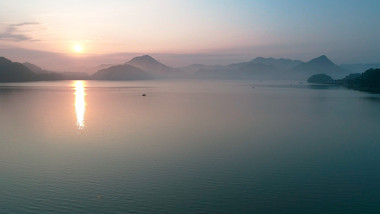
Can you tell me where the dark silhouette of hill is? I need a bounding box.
[306,68,380,93]
[91,64,153,81]
[285,55,348,80]
[127,55,177,77]
[0,57,38,82]
[340,68,380,93]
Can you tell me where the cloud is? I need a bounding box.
[11,22,40,27]
[0,22,40,42]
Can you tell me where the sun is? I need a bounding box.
[73,44,83,53]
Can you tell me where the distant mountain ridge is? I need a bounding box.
[0,55,369,82]
[219,57,301,71]
[234,57,303,72]
[193,55,350,80]
[194,57,304,79]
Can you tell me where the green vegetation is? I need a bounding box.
[307,68,380,93]
[341,68,380,93]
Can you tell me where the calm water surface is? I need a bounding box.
[0,80,380,213]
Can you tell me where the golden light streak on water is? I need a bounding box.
[73,81,86,130]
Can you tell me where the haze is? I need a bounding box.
[0,0,380,71]
[2,1,380,213]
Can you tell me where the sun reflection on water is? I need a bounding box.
[73,81,86,130]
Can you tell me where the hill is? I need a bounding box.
[0,57,38,82]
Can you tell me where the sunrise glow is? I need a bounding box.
[73,44,83,53]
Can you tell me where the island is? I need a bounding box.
[307,73,335,84]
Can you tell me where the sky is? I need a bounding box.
[0,0,379,70]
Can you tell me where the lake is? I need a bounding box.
[0,80,379,213]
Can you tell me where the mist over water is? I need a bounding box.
[1,80,380,213]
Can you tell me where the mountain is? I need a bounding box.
[0,57,38,82]
[285,55,349,80]
[245,57,303,72]
[91,64,153,81]
[341,63,380,74]
[194,57,300,79]
[127,55,178,77]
